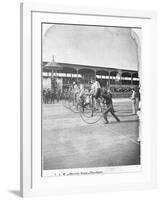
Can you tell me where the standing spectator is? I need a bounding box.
[51,89,55,104]
[42,89,46,104]
[135,86,140,113]
[130,87,140,114]
[131,88,136,114]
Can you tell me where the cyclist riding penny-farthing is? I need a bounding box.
[90,78,102,109]
[79,79,104,124]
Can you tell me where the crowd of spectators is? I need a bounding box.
[110,86,133,98]
[43,88,62,104]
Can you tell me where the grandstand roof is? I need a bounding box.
[43,58,138,74]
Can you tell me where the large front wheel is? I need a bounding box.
[80,102,102,124]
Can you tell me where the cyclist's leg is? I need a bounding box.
[95,88,102,109]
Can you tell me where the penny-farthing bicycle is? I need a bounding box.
[63,91,81,113]
[63,90,104,123]
[79,94,105,124]
[63,90,136,124]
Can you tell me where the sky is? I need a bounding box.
[42,24,141,71]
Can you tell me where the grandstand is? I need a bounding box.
[42,56,139,98]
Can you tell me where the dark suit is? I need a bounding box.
[102,90,120,123]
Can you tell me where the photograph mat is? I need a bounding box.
[32,11,153,187]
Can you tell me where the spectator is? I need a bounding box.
[130,88,136,114]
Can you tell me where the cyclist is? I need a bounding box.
[90,78,101,99]
[78,84,90,111]
[73,82,79,105]
[90,78,101,109]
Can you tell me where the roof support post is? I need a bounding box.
[131,73,133,85]
[119,71,122,85]
[51,69,54,79]
[94,69,96,81]
[76,69,78,83]
[109,71,111,88]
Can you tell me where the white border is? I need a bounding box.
[20,2,157,197]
